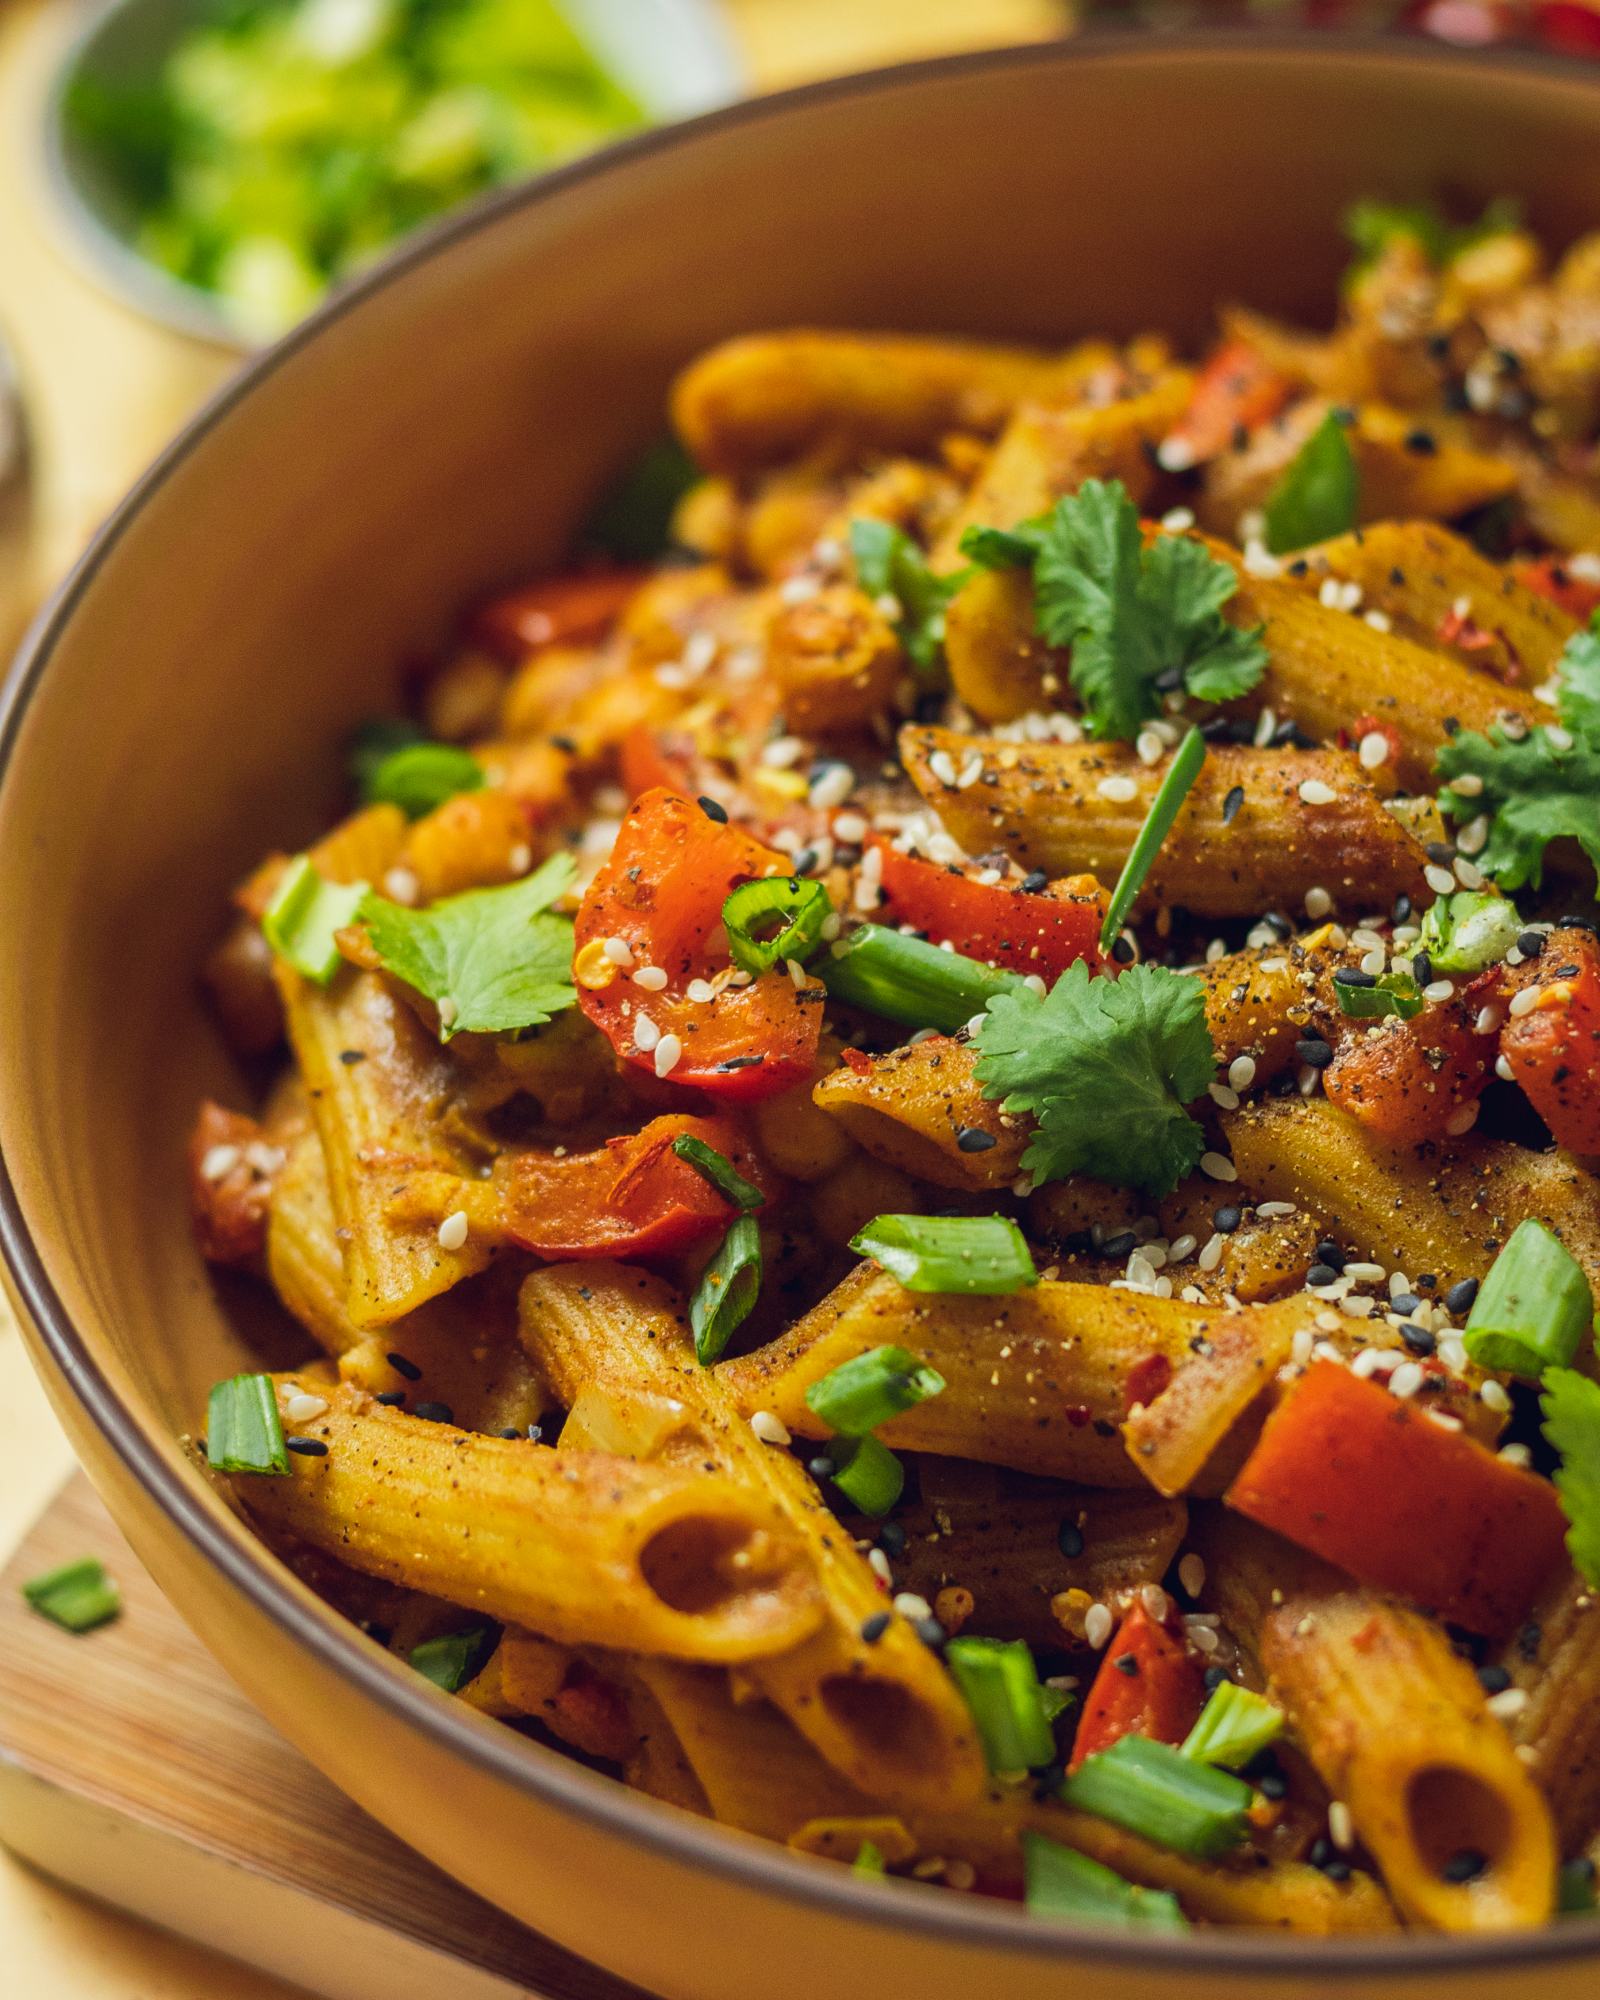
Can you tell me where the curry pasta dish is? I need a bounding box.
[192,201,1600,1939]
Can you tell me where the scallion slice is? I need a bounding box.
[348,716,425,795]
[206,1373,290,1476]
[722,877,833,976]
[1059,1735,1252,1858]
[1099,726,1206,951]
[828,1433,904,1516]
[409,1626,493,1693]
[819,923,1023,1033]
[850,1213,1037,1296]
[361,742,484,819]
[671,1134,764,1212]
[1417,889,1522,975]
[853,1840,887,1878]
[946,1636,1059,1774]
[691,1213,763,1365]
[1463,1218,1595,1378]
[1180,1681,1284,1770]
[804,1343,947,1436]
[261,855,368,986]
[1333,969,1425,1021]
[1023,1833,1188,1930]
[22,1556,121,1633]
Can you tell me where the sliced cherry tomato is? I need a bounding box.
[1160,339,1295,468]
[1323,968,1497,1143]
[575,788,823,1101]
[1500,927,1600,1155]
[495,1112,767,1259]
[1067,1603,1206,1773]
[1226,1361,1568,1637]
[1510,554,1600,623]
[473,566,647,660]
[871,839,1105,982]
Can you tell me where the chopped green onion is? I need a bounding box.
[1417,889,1522,974]
[819,923,1024,1033]
[1038,1684,1077,1726]
[849,518,964,680]
[348,717,426,796]
[691,1214,763,1366]
[671,1135,764,1213]
[361,742,484,819]
[409,1626,493,1694]
[1058,1735,1252,1858]
[1559,1856,1598,1916]
[261,855,367,986]
[584,435,701,562]
[804,1343,947,1436]
[828,1434,905,1516]
[1263,409,1360,555]
[1180,1682,1285,1770]
[849,1213,1038,1296]
[853,1840,887,1878]
[1098,727,1206,950]
[722,877,833,976]
[1333,969,1425,1021]
[22,1557,121,1633]
[1463,1218,1595,1379]
[946,1637,1059,1774]
[206,1373,290,1476]
[959,520,1046,571]
[1023,1833,1188,1931]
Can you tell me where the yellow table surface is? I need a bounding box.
[0,1,1062,1993]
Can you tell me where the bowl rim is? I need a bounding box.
[6,25,1600,1976]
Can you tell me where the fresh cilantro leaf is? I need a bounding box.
[1024,479,1268,739]
[1263,411,1359,555]
[849,518,966,680]
[973,960,1217,1197]
[1342,196,1522,277]
[357,854,578,1040]
[1436,617,1600,893]
[959,520,1048,570]
[1541,1367,1600,1588]
[348,716,426,796]
[362,742,485,819]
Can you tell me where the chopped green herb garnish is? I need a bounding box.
[1023,1833,1188,1930]
[1098,726,1206,949]
[361,742,485,819]
[960,519,1048,571]
[261,855,368,985]
[849,1214,1037,1296]
[357,853,576,1040]
[1343,195,1522,277]
[409,1626,494,1694]
[671,1135,764,1213]
[1180,1682,1284,1770]
[1059,1735,1252,1859]
[22,1557,122,1633]
[818,923,1025,1034]
[206,1373,290,1476]
[1417,889,1523,974]
[348,717,427,796]
[584,435,701,561]
[974,960,1217,1198]
[722,876,833,976]
[803,1343,947,1435]
[1333,969,1425,1021]
[853,1839,887,1878]
[828,1432,904,1517]
[1463,1219,1596,1381]
[691,1214,763,1366]
[1541,1367,1600,1588]
[947,1637,1059,1774]
[1559,1856,1598,1916]
[1263,410,1359,554]
[849,517,965,681]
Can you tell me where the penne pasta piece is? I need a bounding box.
[900,732,1429,918]
[670,330,1080,474]
[1201,1514,1557,1931]
[1223,1097,1600,1298]
[1498,1568,1600,1853]
[266,1125,364,1355]
[518,1263,987,1811]
[1152,1194,1320,1305]
[276,965,496,1327]
[236,1382,823,1664]
[813,1035,1027,1191]
[1122,1308,1304,1497]
[765,583,902,735]
[721,1266,1322,1491]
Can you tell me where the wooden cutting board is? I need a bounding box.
[0,1473,658,2000]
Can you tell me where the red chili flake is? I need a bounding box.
[1063,1403,1094,1429]
[840,1047,873,1075]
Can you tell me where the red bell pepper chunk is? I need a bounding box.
[473,566,647,660]
[575,787,823,1101]
[1067,1603,1205,1774]
[497,1113,767,1260]
[1160,339,1295,468]
[870,839,1105,983]
[1322,968,1497,1144]
[1500,928,1600,1156]
[619,724,695,801]
[1510,554,1600,623]
[1226,1361,1569,1637]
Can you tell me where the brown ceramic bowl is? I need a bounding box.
[3,30,1600,1999]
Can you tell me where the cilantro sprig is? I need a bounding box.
[357,854,578,1040]
[973,960,1217,1197]
[849,518,964,681]
[1542,1367,1600,1588]
[956,479,1267,740]
[1436,615,1600,894]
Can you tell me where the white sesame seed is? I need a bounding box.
[1454,858,1486,891]
[1361,947,1388,977]
[1135,729,1165,766]
[1156,437,1197,473]
[1507,986,1541,1018]
[633,1013,660,1053]
[778,574,821,604]
[1487,1687,1529,1723]
[1197,1233,1225,1272]
[1449,772,1485,798]
[1292,1326,1317,1367]
[1200,1151,1237,1182]
[1127,1251,1160,1291]
[928,749,959,788]
[281,1390,328,1424]
[975,867,1004,887]
[1097,775,1139,804]
[1304,886,1334,919]
[508,843,532,875]
[686,978,717,1003]
[761,735,806,770]
[1547,724,1576,753]
[1329,1801,1355,1851]
[808,764,855,812]
[1358,731,1391,769]
[1455,815,1489,857]
[1298,779,1338,807]
[654,1033,683,1079]
[786,957,808,989]
[1495,1053,1516,1082]
[1344,1262,1386,1283]
[632,963,668,991]
[750,1410,790,1446]
[1187,1622,1221,1654]
[436,997,459,1030]
[1140,1584,1171,1623]
[436,1210,469,1252]
[1178,1553,1206,1597]
[1084,1603,1114,1649]
[832,810,868,844]
[1480,1379,1512,1414]
[200,1144,241,1182]
[1160,506,1196,532]
[1168,1234,1198,1263]
[894,1591,932,1622]
[1421,979,1454,1003]
[1498,1442,1533,1468]
[1253,706,1278,749]
[383,865,420,905]
[1242,539,1282,579]
[1342,1295,1377,1319]
[1389,1361,1425,1400]
[1228,1055,1258,1091]
[1257,1200,1297,1219]
[1318,579,1344,611]
[874,592,902,622]
[1363,609,1392,633]
[1424,864,1458,897]
[1208,1083,1241,1111]
[1444,1100,1481,1137]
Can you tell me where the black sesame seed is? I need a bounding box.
[338,1049,366,1065]
[1445,1277,1480,1315]
[1020,869,1050,894]
[1392,894,1413,923]
[1403,428,1438,455]
[860,1612,891,1645]
[1476,1663,1512,1695]
[1517,930,1546,959]
[1296,1037,1334,1070]
[374,1390,406,1407]
[1518,1620,1542,1661]
[1442,1849,1488,1885]
[1271,719,1300,748]
[286,1436,328,1457]
[1426,841,1457,867]
[1202,1663,1229,1692]
[1058,1520,1086,1559]
[713,1053,765,1071]
[1059,1230,1094,1257]
[1263,911,1294,940]
[697,795,729,823]
[1213,1205,1242,1235]
[916,1616,947,1651]
[412,1401,455,1424]
[955,1126,998,1153]
[1333,966,1377,988]
[1112,1652,1139,1677]
[792,847,818,875]
[1100,1230,1138,1259]
[385,1352,423,1380]
[1110,936,1135,965]
[1222,785,1246,825]
[878,1521,907,1558]
[1201,716,1232,742]
[1411,951,1433,990]
[1390,1292,1422,1316]
[1256,1769,1288,1801]
[1315,1239,1346,1272]
[808,1457,837,1481]
[498,1427,521,1440]
[1400,1323,1436,1356]
[1307,1263,1341,1288]
[550,734,578,753]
